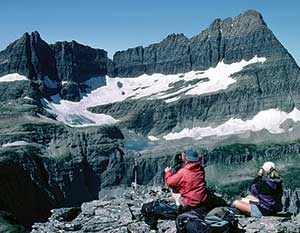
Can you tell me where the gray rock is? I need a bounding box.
[50,207,81,222]
[0,31,60,97]
[31,186,300,233]
[240,216,300,233]
[51,40,107,101]
[282,189,300,215]
[50,40,107,83]
[60,81,81,101]
[91,10,300,139]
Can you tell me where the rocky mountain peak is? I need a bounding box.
[0,31,59,90]
[111,9,295,77]
[241,9,265,22]
[163,33,188,42]
[30,31,42,41]
[229,9,266,32]
[195,10,266,40]
[208,18,222,30]
[0,31,109,100]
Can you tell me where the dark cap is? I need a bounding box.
[185,147,200,162]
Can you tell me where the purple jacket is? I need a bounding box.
[250,176,283,213]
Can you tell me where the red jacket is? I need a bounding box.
[165,161,208,207]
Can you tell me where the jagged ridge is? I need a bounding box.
[110,10,298,77]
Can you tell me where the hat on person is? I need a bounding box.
[185,147,200,162]
[262,161,276,173]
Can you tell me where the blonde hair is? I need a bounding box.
[268,168,280,179]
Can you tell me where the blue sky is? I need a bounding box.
[0,0,299,65]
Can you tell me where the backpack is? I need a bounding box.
[176,207,239,233]
[176,208,209,233]
[141,200,178,230]
[204,215,230,233]
[205,207,239,233]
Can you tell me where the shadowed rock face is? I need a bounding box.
[0,125,125,228]
[0,32,58,81]
[50,41,107,83]
[50,41,107,101]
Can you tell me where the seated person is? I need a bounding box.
[232,161,283,217]
[164,147,208,209]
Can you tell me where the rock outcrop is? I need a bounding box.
[31,186,300,233]
[283,189,300,215]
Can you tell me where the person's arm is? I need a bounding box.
[250,176,276,196]
[165,167,183,188]
[250,169,263,195]
[250,182,260,196]
[251,176,262,185]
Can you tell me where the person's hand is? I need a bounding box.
[258,168,264,177]
[164,167,171,173]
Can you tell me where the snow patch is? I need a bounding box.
[164,96,181,103]
[148,135,159,141]
[185,56,266,96]
[42,93,117,127]
[0,73,28,82]
[41,57,266,127]
[23,96,34,100]
[163,108,300,140]
[2,141,30,147]
[76,56,266,107]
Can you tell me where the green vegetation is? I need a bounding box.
[281,167,300,188]
[212,180,252,200]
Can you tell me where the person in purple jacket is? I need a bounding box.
[232,161,283,217]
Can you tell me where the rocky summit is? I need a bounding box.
[31,186,300,233]
[0,9,300,232]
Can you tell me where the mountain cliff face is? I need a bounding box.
[1,9,300,230]
[91,9,300,138]
[0,122,124,227]
[0,34,121,227]
[0,32,60,96]
[109,10,295,77]
[50,41,107,101]
[0,32,108,102]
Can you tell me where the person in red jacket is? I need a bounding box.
[164,147,208,208]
